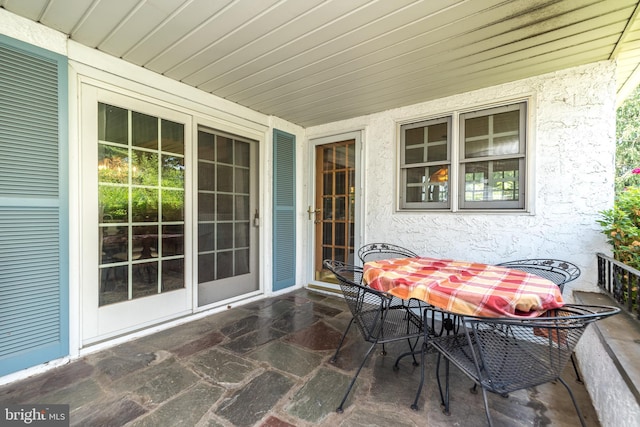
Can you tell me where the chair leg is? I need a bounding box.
[410,340,427,410]
[336,341,377,413]
[331,317,354,363]
[570,353,583,383]
[478,385,494,427]
[558,377,587,427]
[435,354,451,415]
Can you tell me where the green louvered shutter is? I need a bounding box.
[272,129,296,291]
[0,35,69,376]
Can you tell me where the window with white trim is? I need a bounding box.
[399,101,527,211]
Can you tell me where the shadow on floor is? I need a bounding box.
[0,289,600,426]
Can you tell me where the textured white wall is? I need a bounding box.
[306,61,617,293]
[577,327,640,426]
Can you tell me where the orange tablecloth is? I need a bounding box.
[364,257,564,318]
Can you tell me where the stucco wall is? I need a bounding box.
[306,61,617,293]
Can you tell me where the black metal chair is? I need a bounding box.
[358,242,418,263]
[427,304,620,427]
[497,258,583,381]
[496,259,580,293]
[323,260,425,412]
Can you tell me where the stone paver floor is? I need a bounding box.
[0,289,600,426]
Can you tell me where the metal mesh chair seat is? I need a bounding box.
[428,304,620,427]
[496,259,580,293]
[323,260,425,412]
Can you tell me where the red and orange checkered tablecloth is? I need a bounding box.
[363,257,564,318]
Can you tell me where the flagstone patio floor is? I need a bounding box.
[0,288,600,426]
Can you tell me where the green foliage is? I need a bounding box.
[598,187,640,269]
[615,85,640,193]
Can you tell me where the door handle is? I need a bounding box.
[307,206,320,220]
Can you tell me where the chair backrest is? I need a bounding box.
[460,304,619,394]
[323,260,389,341]
[358,242,417,264]
[496,259,580,292]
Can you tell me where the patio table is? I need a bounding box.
[363,257,564,317]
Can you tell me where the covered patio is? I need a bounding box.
[0,288,599,426]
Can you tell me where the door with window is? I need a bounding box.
[81,89,192,344]
[196,128,259,306]
[312,138,358,284]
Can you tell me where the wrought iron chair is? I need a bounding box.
[497,258,583,381]
[323,260,425,412]
[427,304,620,427]
[358,242,418,263]
[496,259,580,293]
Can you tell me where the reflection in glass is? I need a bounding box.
[132,150,158,186]
[98,144,129,184]
[99,185,128,223]
[217,251,233,279]
[132,111,158,149]
[335,172,346,195]
[98,103,127,144]
[131,188,158,221]
[464,160,520,202]
[162,189,184,221]
[162,119,184,154]
[323,172,333,194]
[98,103,185,306]
[99,266,128,305]
[162,259,184,291]
[132,261,158,298]
[163,225,184,256]
[162,155,184,188]
[100,226,127,264]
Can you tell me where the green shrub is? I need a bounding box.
[598,186,640,270]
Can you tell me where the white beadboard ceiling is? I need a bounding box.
[2,0,640,127]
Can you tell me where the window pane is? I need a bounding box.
[464,109,521,158]
[131,188,158,221]
[217,251,233,279]
[464,160,520,202]
[162,155,184,188]
[217,194,233,221]
[199,223,215,252]
[162,225,184,256]
[98,103,127,144]
[132,111,158,149]
[132,225,158,260]
[217,223,233,249]
[132,261,158,298]
[217,136,233,164]
[162,259,184,291]
[99,185,128,223]
[235,249,249,275]
[217,164,233,192]
[161,119,184,155]
[235,195,249,221]
[132,150,158,186]
[198,253,215,283]
[235,168,249,193]
[99,266,128,305]
[100,226,127,264]
[98,144,129,184]
[162,189,184,221]
[199,162,215,191]
[199,131,215,161]
[235,140,249,167]
[236,222,249,247]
